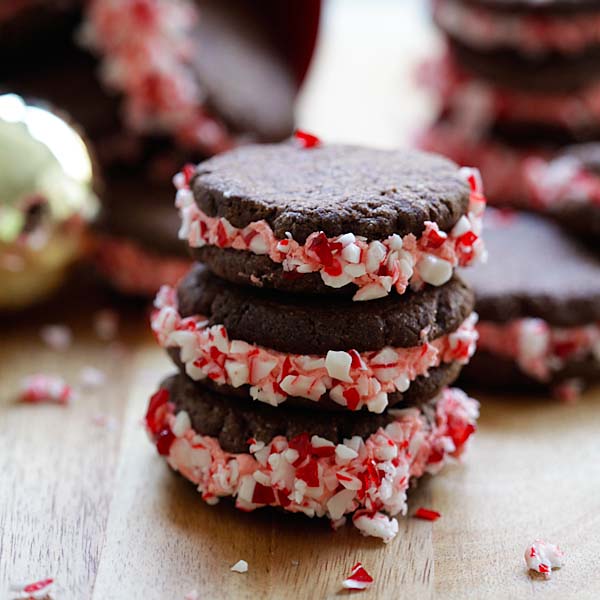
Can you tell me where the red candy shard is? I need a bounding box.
[275,488,292,508]
[216,221,229,247]
[458,231,478,247]
[182,163,196,186]
[343,388,361,411]
[295,459,320,487]
[311,444,336,458]
[294,129,321,149]
[342,562,374,590]
[288,432,311,466]
[23,578,54,593]
[539,563,550,574]
[156,427,175,456]
[145,388,170,434]
[251,482,276,505]
[348,349,365,370]
[307,232,336,267]
[425,228,448,249]
[414,507,441,521]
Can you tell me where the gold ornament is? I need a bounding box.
[0,93,100,309]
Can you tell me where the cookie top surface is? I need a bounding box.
[176,264,475,354]
[191,143,471,242]
[462,211,600,325]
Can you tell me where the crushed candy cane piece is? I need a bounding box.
[40,325,72,351]
[93,309,119,341]
[342,563,374,591]
[79,366,106,389]
[183,590,200,600]
[414,507,441,521]
[230,560,248,574]
[10,578,54,599]
[294,129,321,148]
[525,540,564,579]
[19,375,72,405]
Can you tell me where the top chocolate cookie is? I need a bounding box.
[175,141,486,300]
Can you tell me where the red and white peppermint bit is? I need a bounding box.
[526,156,600,210]
[80,0,234,155]
[93,309,119,341]
[525,540,565,579]
[95,237,191,296]
[10,578,54,599]
[294,129,321,149]
[342,563,374,591]
[477,319,600,384]
[19,375,72,405]
[414,507,441,521]
[173,165,486,300]
[39,324,72,351]
[434,0,600,56]
[151,286,478,412]
[230,560,248,574]
[183,589,200,600]
[145,386,479,541]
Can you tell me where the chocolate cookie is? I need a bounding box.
[152,265,478,413]
[526,143,600,239]
[460,210,600,394]
[144,373,479,541]
[176,142,486,299]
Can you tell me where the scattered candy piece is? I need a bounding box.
[183,590,200,600]
[294,129,321,149]
[525,540,565,579]
[230,560,248,574]
[19,375,72,405]
[414,507,441,521]
[10,577,54,599]
[93,309,119,341]
[39,325,72,351]
[342,563,374,591]
[291,560,299,567]
[79,366,106,389]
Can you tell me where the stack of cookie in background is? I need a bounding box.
[419,0,600,239]
[145,138,486,541]
[416,0,600,399]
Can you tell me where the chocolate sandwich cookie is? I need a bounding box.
[175,142,487,300]
[145,372,479,541]
[151,264,478,413]
[525,144,600,239]
[460,210,600,396]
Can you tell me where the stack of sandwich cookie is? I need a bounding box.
[146,140,486,541]
[460,210,600,399]
[421,0,600,232]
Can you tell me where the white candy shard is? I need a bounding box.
[230,560,249,573]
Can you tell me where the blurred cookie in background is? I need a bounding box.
[460,210,600,400]
[525,143,600,242]
[421,0,600,241]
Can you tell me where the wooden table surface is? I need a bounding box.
[2,287,600,600]
[2,2,600,598]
